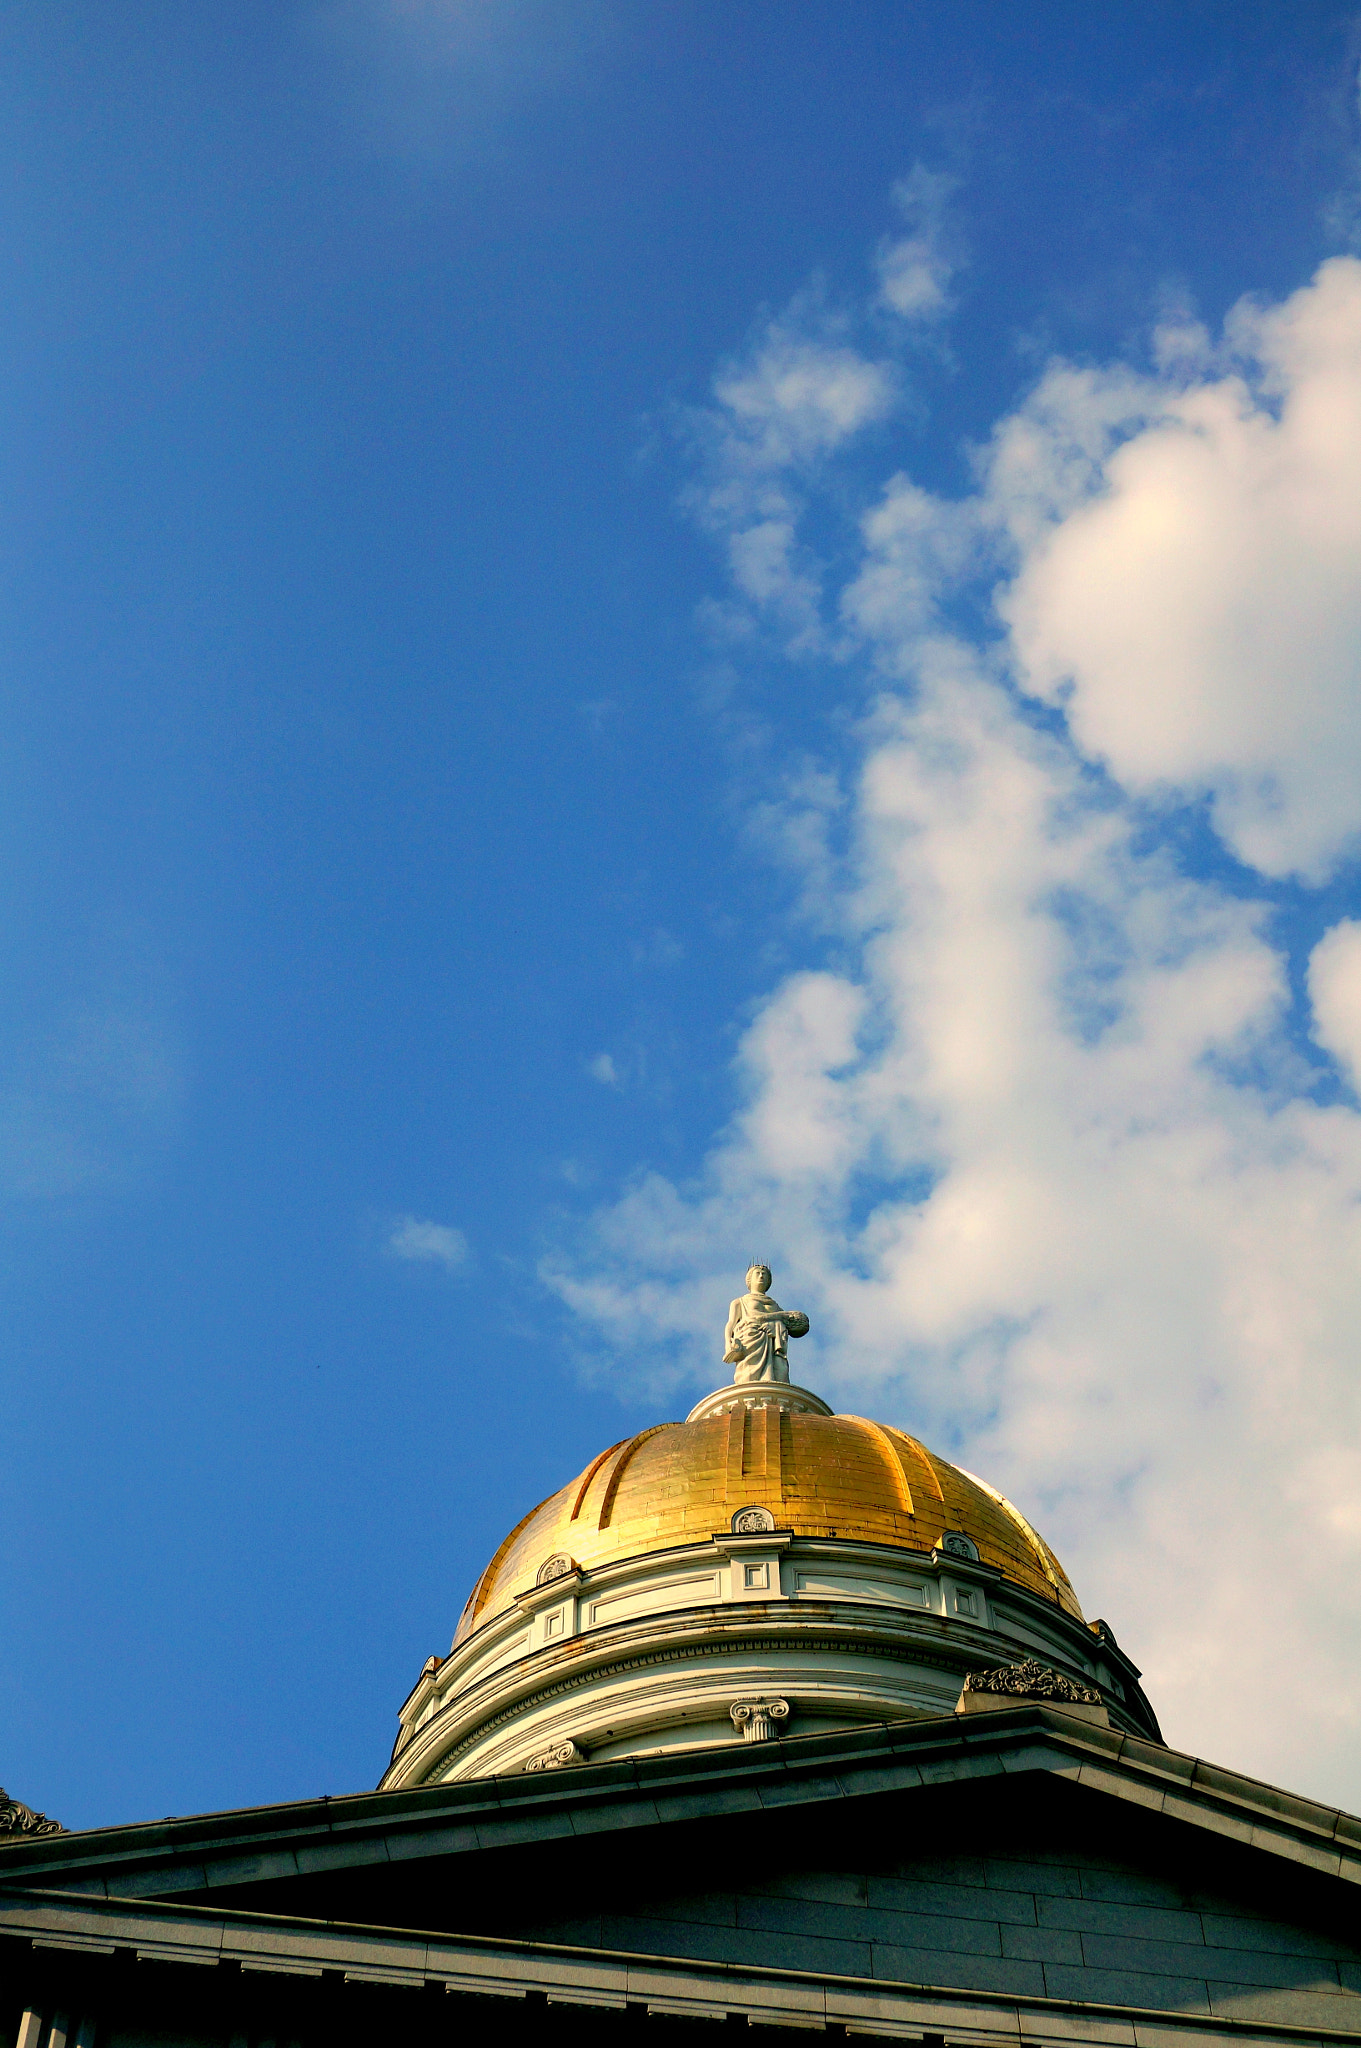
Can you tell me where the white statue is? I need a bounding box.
[723,1265,809,1385]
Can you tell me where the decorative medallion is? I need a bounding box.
[731,1505,776,1534]
[522,1738,585,1773]
[729,1697,790,1742]
[963,1658,1101,1705]
[939,1531,979,1560]
[536,1553,578,1587]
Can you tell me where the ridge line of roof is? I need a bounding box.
[4,1709,1359,1881]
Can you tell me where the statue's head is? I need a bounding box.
[746,1263,772,1292]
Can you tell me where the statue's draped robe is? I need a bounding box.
[724,1292,805,1384]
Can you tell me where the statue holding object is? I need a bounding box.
[722,1265,809,1385]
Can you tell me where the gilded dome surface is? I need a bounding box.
[454,1407,1082,1645]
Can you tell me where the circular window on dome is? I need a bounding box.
[731,1506,776,1534]
[939,1531,979,1561]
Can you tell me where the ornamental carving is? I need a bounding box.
[963,1658,1101,1705]
[523,1738,585,1773]
[536,1554,578,1587]
[731,1505,775,1535]
[0,1789,62,1838]
[730,1698,790,1742]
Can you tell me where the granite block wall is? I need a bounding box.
[507,1813,1361,2028]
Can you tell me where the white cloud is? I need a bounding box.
[549,255,1361,1809]
[588,1052,620,1086]
[686,302,899,650]
[1309,919,1361,1087]
[386,1214,469,1270]
[1000,258,1361,881]
[876,165,961,322]
[714,326,898,466]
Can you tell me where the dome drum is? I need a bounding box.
[382,1521,1157,1787]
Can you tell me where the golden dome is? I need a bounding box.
[454,1406,1082,1645]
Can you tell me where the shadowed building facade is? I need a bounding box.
[4,1285,1359,2048]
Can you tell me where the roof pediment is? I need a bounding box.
[6,1709,1360,1919]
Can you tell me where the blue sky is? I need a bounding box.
[9,3,1361,1828]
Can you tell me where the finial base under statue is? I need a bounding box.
[686,1380,833,1423]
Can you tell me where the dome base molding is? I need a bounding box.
[685,1380,832,1423]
